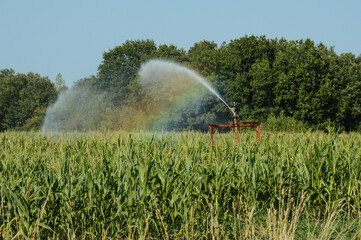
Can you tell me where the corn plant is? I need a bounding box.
[0,130,361,239]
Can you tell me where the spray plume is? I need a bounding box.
[41,59,232,134]
[139,59,234,115]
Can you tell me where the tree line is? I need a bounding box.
[1,35,361,132]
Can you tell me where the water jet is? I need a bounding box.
[139,59,260,145]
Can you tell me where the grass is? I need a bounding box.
[1,130,361,239]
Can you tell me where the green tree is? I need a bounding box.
[154,44,188,62]
[217,35,279,120]
[55,73,68,93]
[96,39,157,105]
[330,53,361,130]
[0,71,58,131]
[188,40,220,76]
[249,59,275,117]
[0,68,15,77]
[273,39,338,129]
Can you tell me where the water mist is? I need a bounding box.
[41,58,234,134]
[139,59,235,116]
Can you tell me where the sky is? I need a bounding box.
[1,0,361,87]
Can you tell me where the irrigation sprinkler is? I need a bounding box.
[208,107,260,146]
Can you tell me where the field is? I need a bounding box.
[1,130,361,239]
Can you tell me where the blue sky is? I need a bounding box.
[1,0,360,87]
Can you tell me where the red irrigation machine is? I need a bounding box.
[208,108,260,146]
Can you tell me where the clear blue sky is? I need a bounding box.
[1,0,360,87]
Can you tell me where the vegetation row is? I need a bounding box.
[1,131,361,238]
[1,35,361,132]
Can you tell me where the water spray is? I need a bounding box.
[41,58,259,135]
[139,59,261,145]
[139,59,232,113]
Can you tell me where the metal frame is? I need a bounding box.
[208,117,260,146]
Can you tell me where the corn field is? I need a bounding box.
[1,130,361,239]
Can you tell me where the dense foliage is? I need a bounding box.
[1,131,361,238]
[86,37,361,131]
[1,35,361,131]
[0,69,58,131]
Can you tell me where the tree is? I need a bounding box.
[218,36,279,120]
[0,71,58,131]
[188,40,220,76]
[0,68,15,77]
[331,53,361,131]
[154,44,188,63]
[249,59,275,117]
[55,73,68,93]
[272,39,338,129]
[96,39,157,105]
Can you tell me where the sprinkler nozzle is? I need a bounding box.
[230,107,237,118]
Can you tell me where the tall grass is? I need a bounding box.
[1,130,361,239]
